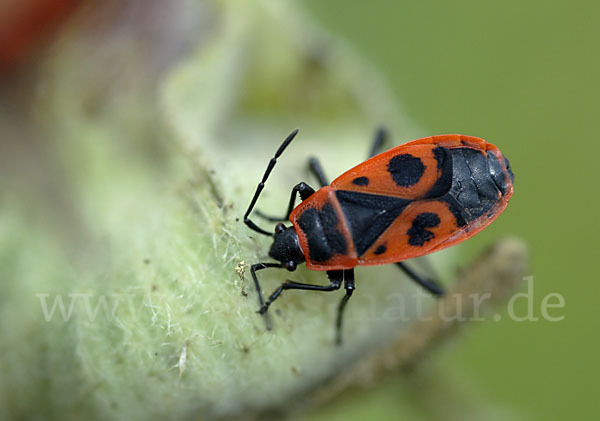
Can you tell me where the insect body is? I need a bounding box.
[244,129,514,344]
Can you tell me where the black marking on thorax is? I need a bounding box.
[335,190,412,256]
[296,203,348,263]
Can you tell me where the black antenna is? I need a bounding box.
[243,129,299,236]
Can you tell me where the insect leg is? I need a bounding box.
[251,262,283,329]
[308,157,330,187]
[335,269,355,345]
[368,126,388,158]
[244,129,299,236]
[254,182,315,222]
[396,262,445,297]
[258,270,343,315]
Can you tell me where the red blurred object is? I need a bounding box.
[0,0,81,72]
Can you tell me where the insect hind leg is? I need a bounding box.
[396,262,444,297]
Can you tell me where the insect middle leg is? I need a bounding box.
[306,126,389,189]
[250,262,284,330]
[368,126,388,158]
[335,269,355,345]
[259,270,343,316]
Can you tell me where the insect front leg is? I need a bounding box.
[251,262,283,330]
[254,182,315,222]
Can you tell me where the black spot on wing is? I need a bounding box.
[352,176,370,186]
[374,244,387,255]
[335,190,412,256]
[388,154,425,187]
[407,212,441,246]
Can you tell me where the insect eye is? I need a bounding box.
[285,261,296,272]
[275,223,286,234]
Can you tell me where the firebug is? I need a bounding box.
[243,128,514,344]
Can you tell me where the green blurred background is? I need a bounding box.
[1,0,597,419]
[302,0,598,419]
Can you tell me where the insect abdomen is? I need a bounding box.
[437,145,511,227]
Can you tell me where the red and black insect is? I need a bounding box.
[244,128,514,344]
